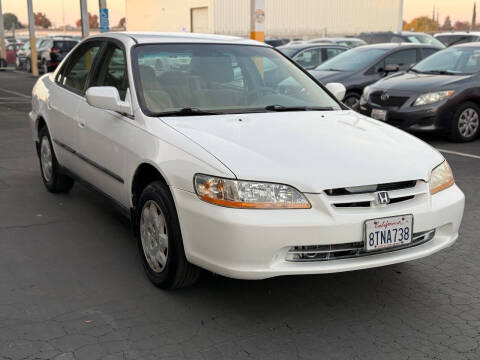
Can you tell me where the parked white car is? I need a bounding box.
[30,32,465,289]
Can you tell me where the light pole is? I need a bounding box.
[0,0,7,66]
[80,0,89,38]
[398,0,404,33]
[27,0,38,76]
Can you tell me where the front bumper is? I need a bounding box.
[172,185,465,280]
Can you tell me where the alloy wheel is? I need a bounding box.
[458,108,479,138]
[140,200,169,273]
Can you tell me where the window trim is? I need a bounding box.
[55,39,107,96]
[86,38,131,100]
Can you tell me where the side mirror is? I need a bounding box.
[325,82,346,101]
[86,86,133,116]
[384,64,400,73]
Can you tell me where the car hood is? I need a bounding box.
[374,71,471,92]
[161,111,443,192]
[309,70,354,84]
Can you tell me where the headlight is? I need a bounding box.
[362,86,371,101]
[194,174,311,209]
[429,161,454,195]
[413,90,454,106]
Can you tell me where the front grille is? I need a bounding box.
[324,180,423,209]
[326,180,417,196]
[370,91,409,108]
[286,229,435,262]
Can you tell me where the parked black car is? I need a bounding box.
[361,43,480,142]
[310,43,442,109]
[278,43,348,70]
[27,37,78,73]
[434,32,480,46]
[358,31,445,48]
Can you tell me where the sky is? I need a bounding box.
[1,0,477,29]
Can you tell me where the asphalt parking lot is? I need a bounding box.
[0,70,479,360]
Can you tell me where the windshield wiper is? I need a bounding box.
[422,70,457,75]
[155,107,221,117]
[265,105,336,112]
[408,68,422,74]
[322,68,344,72]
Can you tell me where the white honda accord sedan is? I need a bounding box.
[30,32,465,289]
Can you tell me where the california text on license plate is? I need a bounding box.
[371,109,387,121]
[364,215,413,252]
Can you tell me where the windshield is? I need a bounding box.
[315,47,389,71]
[412,47,480,75]
[133,44,341,115]
[407,34,445,48]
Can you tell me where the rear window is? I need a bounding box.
[53,41,78,52]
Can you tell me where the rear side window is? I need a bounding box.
[61,42,102,94]
[325,47,345,60]
[421,48,439,59]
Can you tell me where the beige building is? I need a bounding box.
[126,0,403,37]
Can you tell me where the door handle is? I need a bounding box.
[78,122,85,129]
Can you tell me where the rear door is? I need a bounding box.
[48,40,103,172]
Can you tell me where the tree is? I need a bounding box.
[403,16,439,32]
[3,13,23,30]
[75,13,99,29]
[34,12,52,29]
[454,20,471,31]
[118,17,126,29]
[442,16,453,30]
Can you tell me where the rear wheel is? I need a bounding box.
[136,181,200,289]
[38,126,74,193]
[449,102,480,142]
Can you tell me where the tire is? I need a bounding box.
[38,126,74,193]
[449,102,480,142]
[343,92,361,111]
[136,181,200,289]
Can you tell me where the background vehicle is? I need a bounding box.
[359,31,445,48]
[434,32,480,46]
[27,37,78,73]
[308,37,366,48]
[1,42,24,65]
[310,43,442,110]
[264,38,289,47]
[278,43,348,70]
[361,43,480,142]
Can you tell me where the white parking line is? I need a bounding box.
[0,87,31,99]
[437,148,480,160]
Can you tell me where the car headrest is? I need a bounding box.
[191,55,234,84]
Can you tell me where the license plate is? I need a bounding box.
[364,215,413,252]
[371,109,387,121]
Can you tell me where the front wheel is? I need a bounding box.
[343,92,361,111]
[136,181,200,289]
[38,127,74,193]
[449,102,480,142]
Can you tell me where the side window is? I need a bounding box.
[421,48,439,60]
[384,49,417,70]
[326,48,345,60]
[93,44,128,100]
[294,48,322,69]
[61,42,102,94]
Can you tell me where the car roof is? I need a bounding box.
[435,31,480,36]
[451,41,480,48]
[279,43,348,50]
[356,42,440,50]
[91,32,267,46]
